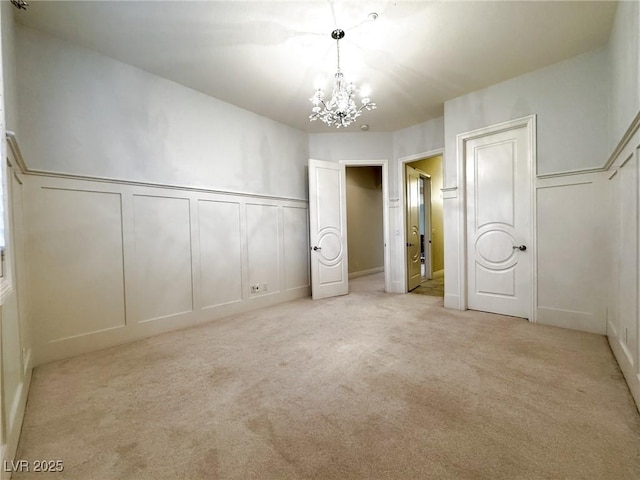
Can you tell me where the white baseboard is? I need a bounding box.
[536,306,605,334]
[608,328,640,413]
[389,280,402,294]
[349,267,384,279]
[444,293,461,310]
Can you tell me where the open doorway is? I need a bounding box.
[405,155,444,297]
[345,165,385,293]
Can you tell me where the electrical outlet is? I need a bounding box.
[251,284,260,293]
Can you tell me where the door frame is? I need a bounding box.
[397,149,444,293]
[421,174,433,280]
[456,115,538,321]
[340,159,390,293]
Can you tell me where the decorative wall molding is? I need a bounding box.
[6,131,307,204]
[604,123,640,411]
[441,186,458,199]
[537,166,609,180]
[22,159,311,365]
[605,109,640,170]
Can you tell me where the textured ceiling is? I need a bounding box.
[15,1,618,133]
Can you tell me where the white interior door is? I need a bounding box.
[466,125,532,318]
[308,159,349,300]
[406,166,421,291]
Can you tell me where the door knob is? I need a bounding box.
[312,246,322,251]
[513,245,527,251]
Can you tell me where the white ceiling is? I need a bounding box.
[14,1,618,133]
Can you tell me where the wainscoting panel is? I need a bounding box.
[283,206,310,290]
[246,203,280,296]
[27,187,127,342]
[23,175,310,365]
[536,176,607,333]
[133,194,194,322]
[606,116,640,410]
[198,199,242,308]
[616,153,638,366]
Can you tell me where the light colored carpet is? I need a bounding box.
[411,270,445,297]
[15,273,640,479]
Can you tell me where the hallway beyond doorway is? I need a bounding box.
[411,270,444,297]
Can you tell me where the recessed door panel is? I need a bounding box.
[476,142,515,228]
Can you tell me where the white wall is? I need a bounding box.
[1,0,17,135]
[309,119,445,293]
[391,117,445,292]
[308,132,393,164]
[9,1,640,414]
[12,25,311,367]
[442,47,610,334]
[608,0,640,153]
[0,4,31,474]
[605,0,640,411]
[17,26,309,200]
[445,48,608,179]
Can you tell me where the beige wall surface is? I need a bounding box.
[346,166,384,275]
[407,156,444,273]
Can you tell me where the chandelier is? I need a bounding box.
[309,28,376,128]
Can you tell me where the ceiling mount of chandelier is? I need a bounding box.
[309,25,377,129]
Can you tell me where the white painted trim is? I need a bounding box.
[340,159,390,294]
[536,166,609,179]
[397,148,445,293]
[349,267,384,279]
[605,110,640,170]
[537,306,603,334]
[455,115,537,320]
[527,109,640,179]
[603,112,640,413]
[609,332,640,411]
[5,131,27,174]
[22,348,31,377]
[441,188,457,199]
[607,319,618,340]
